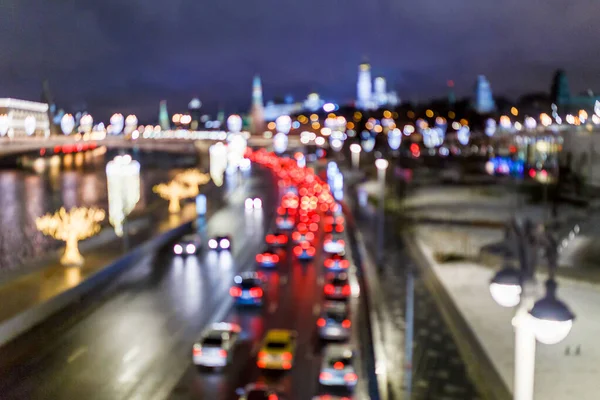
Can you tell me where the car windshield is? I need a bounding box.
[266,341,287,349]
[202,336,223,346]
[247,391,271,400]
[328,355,352,367]
[241,279,260,289]
[326,310,347,322]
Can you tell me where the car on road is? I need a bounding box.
[323,234,345,254]
[276,216,295,230]
[256,248,280,268]
[324,215,345,233]
[323,253,349,272]
[319,344,358,389]
[257,329,297,370]
[173,233,202,256]
[293,241,316,261]
[312,396,354,400]
[230,273,265,306]
[323,272,351,300]
[292,229,315,243]
[316,301,351,341]
[245,197,263,209]
[192,322,241,368]
[265,231,288,247]
[208,235,232,251]
[236,382,281,400]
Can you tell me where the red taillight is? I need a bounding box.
[256,254,264,262]
[266,234,275,243]
[272,254,279,263]
[282,361,292,370]
[309,223,319,232]
[340,260,349,269]
[324,259,333,268]
[324,224,333,233]
[324,284,335,295]
[257,360,267,368]
[342,319,351,328]
[278,235,287,244]
[334,361,344,370]
[249,287,263,298]
[342,285,351,296]
[281,352,292,361]
[229,287,242,297]
[292,231,300,241]
[258,351,267,359]
[306,232,315,241]
[268,394,278,400]
[320,204,329,212]
[193,347,202,356]
[344,372,358,382]
[320,372,333,380]
[301,241,310,249]
[219,349,228,358]
[307,247,316,256]
[297,223,307,232]
[317,318,326,327]
[293,246,302,256]
[336,225,344,233]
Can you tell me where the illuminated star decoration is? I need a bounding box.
[36,207,106,267]
[174,169,211,196]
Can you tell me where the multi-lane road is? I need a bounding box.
[0,165,369,399]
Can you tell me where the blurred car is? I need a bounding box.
[192,322,241,368]
[323,253,349,272]
[291,229,315,244]
[317,301,351,341]
[265,231,288,247]
[257,329,297,370]
[319,344,358,389]
[276,216,295,230]
[245,197,263,209]
[256,248,280,268]
[293,241,316,260]
[323,234,345,254]
[236,382,281,400]
[173,233,202,256]
[312,396,354,400]
[208,235,232,251]
[323,272,351,300]
[230,272,264,306]
[324,215,345,233]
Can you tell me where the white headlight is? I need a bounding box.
[174,244,183,254]
[245,198,254,209]
[220,238,230,249]
[253,198,262,209]
[208,239,217,249]
[186,244,196,254]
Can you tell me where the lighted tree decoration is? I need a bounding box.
[174,169,211,196]
[153,180,197,213]
[36,207,106,267]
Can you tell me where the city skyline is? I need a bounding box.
[2,0,600,121]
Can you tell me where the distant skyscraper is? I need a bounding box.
[373,77,388,107]
[356,63,373,110]
[551,69,571,107]
[250,75,265,134]
[447,80,456,106]
[158,100,170,131]
[189,98,202,130]
[474,75,495,114]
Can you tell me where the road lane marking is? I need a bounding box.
[122,346,140,363]
[67,346,88,363]
[269,302,278,313]
[313,304,321,316]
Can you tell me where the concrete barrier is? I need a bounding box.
[0,220,192,348]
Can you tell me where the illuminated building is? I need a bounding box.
[355,64,399,110]
[159,100,170,131]
[0,98,50,138]
[304,92,325,112]
[250,75,265,134]
[474,75,495,114]
[189,98,202,130]
[551,69,600,112]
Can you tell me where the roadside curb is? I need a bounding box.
[403,233,511,400]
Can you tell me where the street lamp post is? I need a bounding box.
[375,158,389,263]
[350,143,361,170]
[489,219,575,400]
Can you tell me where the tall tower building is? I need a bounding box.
[158,100,170,131]
[550,69,571,107]
[374,77,387,107]
[356,63,372,110]
[250,75,265,134]
[474,75,495,114]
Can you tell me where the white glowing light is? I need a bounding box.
[330,138,343,151]
[186,244,196,254]
[239,158,251,171]
[323,103,336,112]
[174,244,183,254]
[110,113,124,135]
[525,117,537,130]
[485,161,495,175]
[0,114,9,136]
[388,128,402,150]
[595,100,600,117]
[209,239,217,249]
[457,126,470,146]
[106,155,141,237]
[514,121,523,130]
[125,115,138,134]
[350,144,361,154]
[61,114,75,136]
[227,114,243,133]
[273,132,289,153]
[485,118,496,137]
[80,114,93,133]
[227,133,247,168]
[531,318,573,345]
[499,115,512,129]
[275,115,292,134]
[375,159,389,170]
[403,125,415,136]
[315,136,325,146]
[361,137,375,152]
[209,142,227,187]
[489,282,521,307]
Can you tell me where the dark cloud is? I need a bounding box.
[1,0,599,122]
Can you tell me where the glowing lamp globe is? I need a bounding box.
[388,128,402,150]
[275,115,292,134]
[0,114,9,136]
[23,115,36,136]
[361,137,375,153]
[350,143,361,154]
[125,115,138,134]
[273,132,288,153]
[227,114,243,133]
[489,266,522,307]
[110,113,124,135]
[529,280,575,344]
[375,159,389,170]
[80,114,93,133]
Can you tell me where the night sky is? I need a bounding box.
[1,0,599,122]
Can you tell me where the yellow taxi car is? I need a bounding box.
[256,329,297,370]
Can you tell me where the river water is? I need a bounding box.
[0,147,199,272]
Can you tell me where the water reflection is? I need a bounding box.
[0,149,198,273]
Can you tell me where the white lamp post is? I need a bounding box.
[61,114,75,136]
[350,143,361,170]
[110,113,124,135]
[106,155,141,240]
[489,221,575,400]
[375,158,389,263]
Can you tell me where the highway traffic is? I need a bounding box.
[0,151,369,400]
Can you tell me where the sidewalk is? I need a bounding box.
[408,231,600,400]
